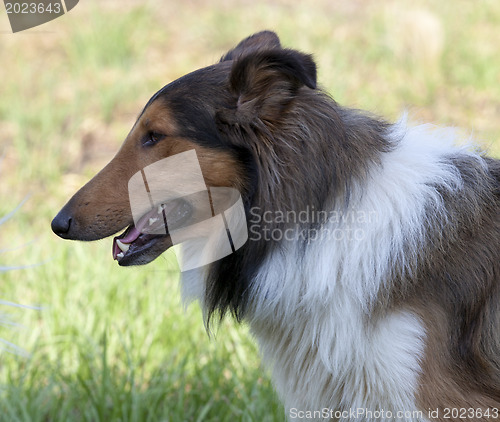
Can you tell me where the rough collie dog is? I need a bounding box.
[52,31,500,420]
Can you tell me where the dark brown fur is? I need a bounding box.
[52,31,500,419]
[414,156,500,413]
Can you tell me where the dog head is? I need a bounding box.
[51,31,316,266]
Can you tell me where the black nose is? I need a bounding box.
[51,209,72,238]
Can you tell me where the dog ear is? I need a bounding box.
[218,49,317,127]
[220,31,281,62]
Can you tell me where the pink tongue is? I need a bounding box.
[112,204,168,260]
[112,226,142,260]
[120,226,141,243]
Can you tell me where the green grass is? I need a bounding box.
[0,244,282,421]
[0,0,500,420]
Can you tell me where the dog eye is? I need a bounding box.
[142,132,165,147]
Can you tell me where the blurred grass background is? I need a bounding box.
[0,0,499,420]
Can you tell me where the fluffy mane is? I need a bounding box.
[184,32,500,413]
[52,30,500,418]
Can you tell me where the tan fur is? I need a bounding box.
[52,32,500,420]
[63,101,244,241]
[413,301,500,420]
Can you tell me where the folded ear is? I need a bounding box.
[218,49,317,127]
[220,31,281,62]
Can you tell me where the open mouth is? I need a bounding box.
[112,199,192,266]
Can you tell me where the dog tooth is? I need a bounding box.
[117,252,124,259]
[149,217,159,226]
[116,239,130,253]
